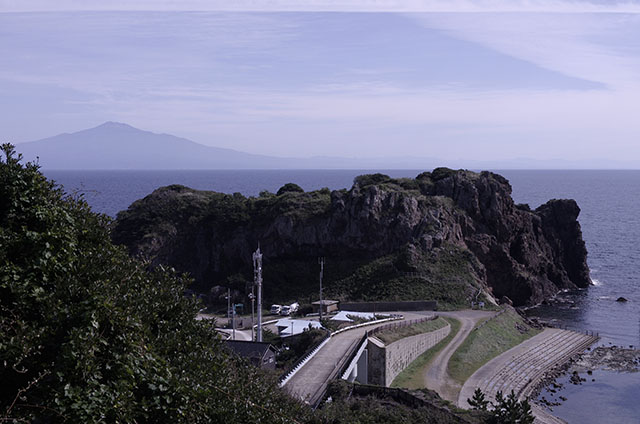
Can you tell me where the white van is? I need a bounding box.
[270,304,282,315]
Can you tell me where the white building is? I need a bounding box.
[275,318,322,337]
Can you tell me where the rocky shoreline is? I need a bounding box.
[572,345,640,373]
[532,345,640,411]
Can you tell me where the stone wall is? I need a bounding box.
[368,323,450,387]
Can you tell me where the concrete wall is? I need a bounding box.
[368,323,450,387]
[341,300,438,312]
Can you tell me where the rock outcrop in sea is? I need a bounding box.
[112,168,590,307]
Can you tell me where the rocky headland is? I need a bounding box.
[112,168,591,307]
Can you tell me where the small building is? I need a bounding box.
[224,340,277,370]
[312,299,339,315]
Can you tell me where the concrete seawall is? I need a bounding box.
[458,328,598,424]
[368,323,451,387]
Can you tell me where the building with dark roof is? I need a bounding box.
[312,299,339,314]
[224,340,277,370]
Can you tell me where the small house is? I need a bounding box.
[224,341,277,370]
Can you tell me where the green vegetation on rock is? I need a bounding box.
[328,244,481,309]
[448,308,541,384]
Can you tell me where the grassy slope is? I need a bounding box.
[390,317,461,389]
[447,308,541,384]
[327,243,480,309]
[377,317,448,345]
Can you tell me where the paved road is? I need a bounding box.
[284,311,431,403]
[423,310,494,402]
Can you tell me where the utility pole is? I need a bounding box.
[248,288,255,341]
[226,288,231,325]
[253,246,263,342]
[318,257,324,322]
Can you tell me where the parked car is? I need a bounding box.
[270,304,282,315]
[280,302,299,316]
[279,305,291,316]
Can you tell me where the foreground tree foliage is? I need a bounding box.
[0,144,309,423]
[468,389,534,424]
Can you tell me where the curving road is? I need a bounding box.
[423,310,494,402]
[284,311,431,404]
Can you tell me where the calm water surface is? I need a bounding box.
[45,169,640,423]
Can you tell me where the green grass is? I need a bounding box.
[447,308,541,385]
[377,317,448,345]
[390,317,461,389]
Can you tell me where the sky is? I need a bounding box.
[2,0,640,164]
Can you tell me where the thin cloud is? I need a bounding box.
[412,13,640,89]
[4,0,640,13]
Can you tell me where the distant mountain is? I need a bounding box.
[15,122,640,169]
[16,122,295,170]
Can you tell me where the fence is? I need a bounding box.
[340,300,438,312]
[367,315,437,337]
[473,308,506,332]
[278,328,331,387]
[555,323,599,338]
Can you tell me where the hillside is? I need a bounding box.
[112,168,591,307]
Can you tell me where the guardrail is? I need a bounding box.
[367,314,436,336]
[308,335,364,409]
[278,329,331,387]
[331,315,403,336]
[279,315,403,388]
[307,316,407,408]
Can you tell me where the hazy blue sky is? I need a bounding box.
[2,1,640,163]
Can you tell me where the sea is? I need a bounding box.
[44,169,640,424]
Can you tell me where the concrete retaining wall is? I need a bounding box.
[341,300,438,312]
[368,323,450,386]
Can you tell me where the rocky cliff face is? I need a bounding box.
[112,169,590,307]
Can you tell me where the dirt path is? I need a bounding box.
[423,310,494,402]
